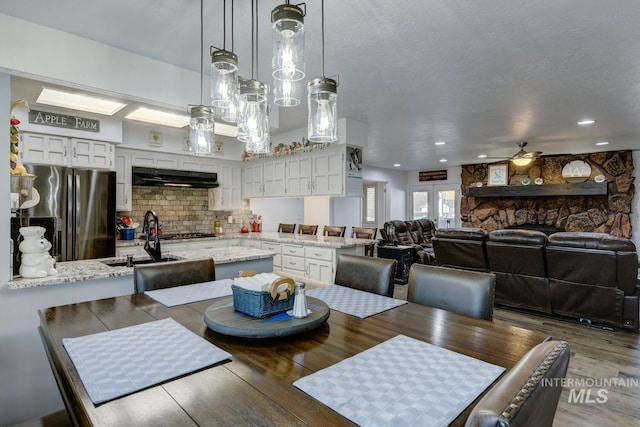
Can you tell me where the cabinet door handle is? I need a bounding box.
[290,261,296,266]
[314,252,322,257]
[73,147,77,158]
[64,146,68,157]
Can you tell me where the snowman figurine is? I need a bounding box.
[18,226,58,278]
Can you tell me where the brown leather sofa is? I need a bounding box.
[486,229,552,314]
[431,227,490,272]
[382,220,433,264]
[432,228,640,330]
[546,232,639,330]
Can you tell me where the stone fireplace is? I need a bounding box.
[460,150,634,238]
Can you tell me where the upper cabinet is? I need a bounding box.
[115,150,132,211]
[20,132,115,170]
[244,157,287,198]
[211,162,242,210]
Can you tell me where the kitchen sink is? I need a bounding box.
[103,255,183,267]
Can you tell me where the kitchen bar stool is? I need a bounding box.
[352,227,377,257]
[323,226,346,237]
[298,224,319,235]
[278,223,296,233]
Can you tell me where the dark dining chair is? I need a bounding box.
[298,224,318,235]
[334,254,397,297]
[407,264,496,320]
[465,340,570,427]
[352,227,377,256]
[134,258,215,293]
[278,223,296,233]
[323,225,346,237]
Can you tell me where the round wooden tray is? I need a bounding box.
[204,296,330,338]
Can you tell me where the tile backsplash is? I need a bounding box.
[120,187,254,236]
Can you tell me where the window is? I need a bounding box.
[363,183,377,226]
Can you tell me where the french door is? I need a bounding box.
[408,183,460,229]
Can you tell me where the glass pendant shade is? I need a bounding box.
[307,77,338,143]
[210,49,239,109]
[237,79,270,153]
[274,78,301,107]
[221,93,238,123]
[189,106,215,156]
[271,4,305,82]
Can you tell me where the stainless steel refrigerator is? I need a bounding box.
[24,165,116,261]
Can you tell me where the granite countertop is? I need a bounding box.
[5,247,275,290]
[117,232,377,249]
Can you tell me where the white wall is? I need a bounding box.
[249,198,304,232]
[1,72,10,285]
[362,166,408,221]
[332,197,362,236]
[304,196,332,230]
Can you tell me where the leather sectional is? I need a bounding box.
[431,227,640,331]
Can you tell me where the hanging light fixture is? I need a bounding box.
[308,0,337,143]
[237,0,270,153]
[271,2,305,107]
[188,0,215,156]
[211,0,239,116]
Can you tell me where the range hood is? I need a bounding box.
[132,167,219,188]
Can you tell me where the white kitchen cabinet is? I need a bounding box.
[115,150,132,211]
[261,241,282,271]
[20,133,68,166]
[263,158,286,197]
[281,243,305,276]
[21,132,115,170]
[188,240,229,250]
[211,163,242,210]
[244,162,264,198]
[240,239,261,249]
[285,153,312,197]
[179,156,219,173]
[311,149,344,196]
[130,151,179,169]
[71,138,114,169]
[305,246,335,283]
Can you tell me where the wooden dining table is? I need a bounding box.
[38,293,548,426]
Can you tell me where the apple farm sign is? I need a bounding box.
[29,110,100,132]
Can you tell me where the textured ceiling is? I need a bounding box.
[3,0,640,170]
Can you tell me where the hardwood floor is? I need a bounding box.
[395,282,640,427]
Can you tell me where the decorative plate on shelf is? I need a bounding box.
[534,178,544,185]
[594,174,605,183]
[521,177,530,185]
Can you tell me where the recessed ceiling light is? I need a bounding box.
[37,87,127,116]
[595,141,609,146]
[478,154,487,158]
[393,163,401,167]
[439,159,447,163]
[434,141,446,146]
[577,119,596,126]
[125,107,190,128]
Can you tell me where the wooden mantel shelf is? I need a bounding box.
[466,181,607,198]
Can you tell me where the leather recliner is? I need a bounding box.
[384,220,432,264]
[416,218,437,247]
[465,340,571,427]
[486,229,552,314]
[431,227,490,272]
[134,258,216,293]
[545,232,639,329]
[334,254,397,297]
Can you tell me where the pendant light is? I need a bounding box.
[211,0,239,115]
[272,2,305,107]
[188,0,215,156]
[238,0,270,153]
[308,0,337,143]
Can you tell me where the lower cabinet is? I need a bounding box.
[240,239,262,250]
[305,246,335,283]
[261,241,282,271]
[281,244,306,276]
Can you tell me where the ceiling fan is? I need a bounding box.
[485,142,543,166]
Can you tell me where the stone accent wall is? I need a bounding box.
[121,187,254,235]
[461,151,634,238]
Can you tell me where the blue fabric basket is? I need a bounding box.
[232,278,295,318]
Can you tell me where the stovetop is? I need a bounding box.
[139,232,217,241]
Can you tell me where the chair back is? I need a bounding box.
[352,227,377,239]
[407,264,495,320]
[298,224,319,235]
[465,340,570,427]
[134,258,215,293]
[416,218,437,246]
[323,225,346,237]
[334,254,397,297]
[278,223,296,233]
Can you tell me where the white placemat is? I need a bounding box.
[306,285,407,318]
[294,334,505,427]
[63,318,231,404]
[145,279,233,307]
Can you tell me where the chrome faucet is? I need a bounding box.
[143,210,162,262]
